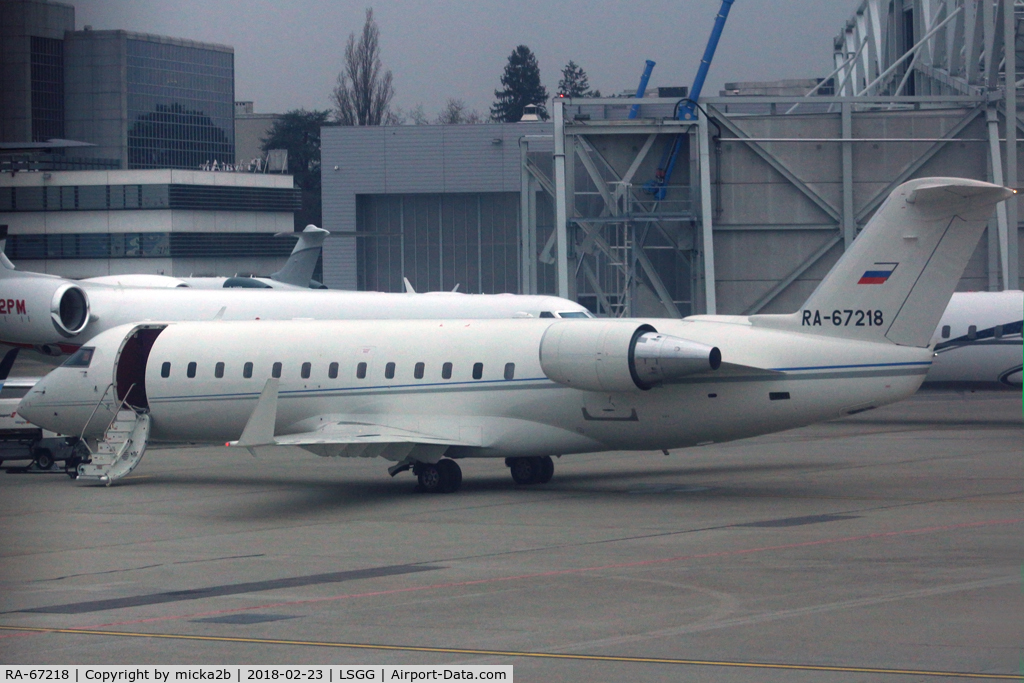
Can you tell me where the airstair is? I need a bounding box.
[76,398,151,486]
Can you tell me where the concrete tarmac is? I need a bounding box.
[0,390,1021,681]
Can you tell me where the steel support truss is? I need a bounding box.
[551,100,698,317]
[825,0,1021,289]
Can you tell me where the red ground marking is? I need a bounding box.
[1,517,1020,639]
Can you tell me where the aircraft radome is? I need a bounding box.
[18,178,1014,491]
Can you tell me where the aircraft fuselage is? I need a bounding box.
[21,318,931,458]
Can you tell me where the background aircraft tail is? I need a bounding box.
[0,225,54,278]
[750,177,1013,347]
[271,225,329,288]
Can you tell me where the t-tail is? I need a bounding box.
[270,224,329,288]
[751,178,1014,347]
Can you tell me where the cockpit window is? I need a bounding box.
[539,311,555,318]
[557,311,593,318]
[62,347,94,368]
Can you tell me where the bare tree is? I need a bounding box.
[435,98,484,125]
[408,103,430,125]
[332,8,395,126]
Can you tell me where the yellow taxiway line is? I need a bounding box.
[0,625,1020,679]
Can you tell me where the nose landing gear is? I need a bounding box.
[506,455,554,485]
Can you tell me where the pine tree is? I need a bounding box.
[260,109,333,229]
[558,61,593,98]
[491,45,549,122]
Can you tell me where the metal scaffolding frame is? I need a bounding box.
[548,0,1021,316]
[542,104,697,318]
[828,0,1021,290]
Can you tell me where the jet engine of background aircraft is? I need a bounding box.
[540,321,721,391]
[2,275,89,354]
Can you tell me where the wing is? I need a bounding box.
[227,380,476,460]
[268,420,479,460]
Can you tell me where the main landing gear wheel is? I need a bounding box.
[507,455,554,485]
[415,459,462,493]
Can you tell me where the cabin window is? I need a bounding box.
[539,311,555,318]
[62,347,94,368]
[994,325,1003,339]
[214,362,225,378]
[301,362,311,379]
[414,362,425,379]
[161,362,171,378]
[473,362,483,380]
[504,362,515,380]
[187,362,197,378]
[941,325,950,338]
[769,392,790,401]
[243,362,253,378]
[357,362,367,379]
[328,362,339,379]
[442,362,453,380]
[272,362,282,378]
[967,325,977,340]
[385,362,396,379]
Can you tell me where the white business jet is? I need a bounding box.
[923,290,1022,389]
[18,178,1012,491]
[81,225,330,291]
[0,260,590,358]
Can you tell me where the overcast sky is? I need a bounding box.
[72,0,855,119]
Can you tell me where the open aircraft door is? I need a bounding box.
[113,325,166,410]
[76,324,166,485]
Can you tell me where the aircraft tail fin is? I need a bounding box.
[270,225,329,288]
[0,348,19,383]
[0,224,17,274]
[750,178,1013,347]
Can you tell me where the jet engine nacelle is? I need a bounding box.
[0,277,90,345]
[539,320,721,392]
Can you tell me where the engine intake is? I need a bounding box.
[51,283,90,336]
[0,277,92,345]
[539,320,721,392]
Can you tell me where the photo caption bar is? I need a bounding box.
[2,666,512,683]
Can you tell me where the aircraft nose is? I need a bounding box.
[17,379,54,430]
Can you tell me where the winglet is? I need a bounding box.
[403,277,417,293]
[231,378,279,448]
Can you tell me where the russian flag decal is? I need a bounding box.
[858,262,898,285]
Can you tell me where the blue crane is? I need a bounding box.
[643,0,735,200]
[629,60,657,119]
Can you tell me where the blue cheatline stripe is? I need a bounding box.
[154,376,555,402]
[146,362,928,404]
[769,361,932,372]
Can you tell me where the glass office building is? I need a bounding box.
[126,38,234,169]
[64,30,235,170]
[29,36,65,142]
